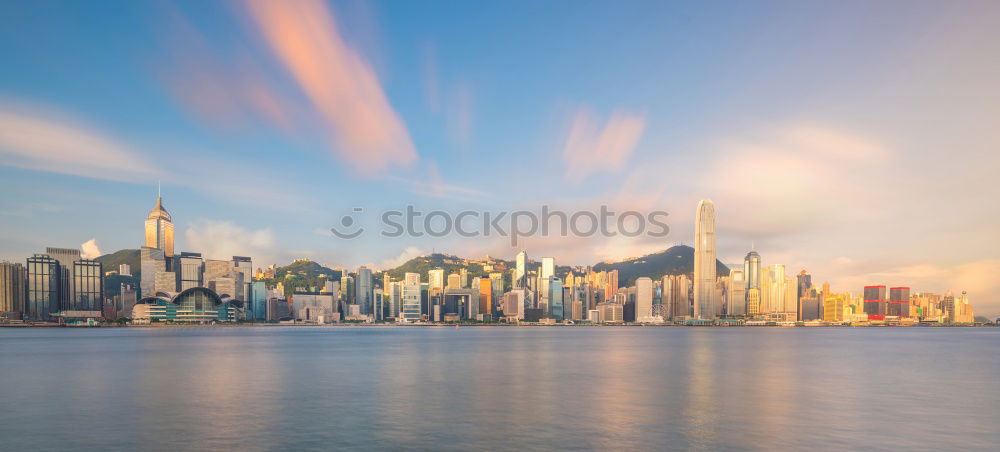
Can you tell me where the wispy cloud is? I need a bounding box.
[184,220,277,262]
[562,108,646,184]
[242,0,417,175]
[0,99,161,182]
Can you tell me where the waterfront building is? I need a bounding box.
[26,254,61,321]
[0,262,26,317]
[45,247,80,310]
[728,269,746,316]
[889,287,911,317]
[635,277,654,322]
[71,258,103,311]
[155,271,177,293]
[478,277,493,317]
[540,257,555,309]
[356,266,373,315]
[549,276,564,320]
[231,256,253,301]
[694,200,717,319]
[597,302,623,323]
[133,287,241,323]
[864,285,887,317]
[250,281,266,321]
[401,283,421,322]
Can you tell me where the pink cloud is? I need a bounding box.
[243,0,417,175]
[562,108,646,184]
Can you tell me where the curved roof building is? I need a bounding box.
[135,287,241,323]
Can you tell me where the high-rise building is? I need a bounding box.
[515,250,528,288]
[428,268,445,290]
[478,277,493,318]
[177,252,204,291]
[140,247,166,297]
[250,281,267,321]
[45,247,80,311]
[0,262,26,317]
[401,282,421,322]
[864,285,887,317]
[404,272,420,286]
[743,250,761,315]
[728,269,746,316]
[447,273,461,290]
[71,258,103,311]
[118,264,131,277]
[694,200,717,319]
[144,195,174,265]
[635,277,654,322]
[549,276,564,320]
[540,257,555,310]
[356,266,373,315]
[231,256,252,301]
[797,270,812,321]
[889,287,911,317]
[26,254,60,321]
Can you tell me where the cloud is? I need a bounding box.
[184,220,276,262]
[377,246,426,271]
[562,108,646,184]
[80,238,102,259]
[383,160,487,202]
[0,99,161,182]
[242,0,417,175]
[446,84,473,148]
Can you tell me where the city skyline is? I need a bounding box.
[1,0,999,315]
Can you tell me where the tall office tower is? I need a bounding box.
[45,247,80,311]
[635,277,653,322]
[404,272,420,286]
[428,268,445,290]
[796,270,812,321]
[459,268,468,288]
[746,288,761,317]
[387,281,402,318]
[382,273,392,299]
[0,262,26,317]
[250,281,267,321]
[729,269,746,316]
[515,250,528,288]
[177,252,204,291]
[540,257,555,308]
[401,282,421,322]
[863,285,887,317]
[231,256,253,300]
[71,258,103,311]
[548,276,564,320]
[140,247,166,296]
[447,273,461,290]
[489,272,504,304]
[889,287,911,317]
[607,269,619,298]
[478,277,493,317]
[693,200,717,319]
[26,254,60,321]
[356,266,373,314]
[743,250,761,313]
[144,194,175,266]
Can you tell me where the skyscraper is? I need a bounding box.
[515,250,528,288]
[25,254,60,321]
[144,195,174,264]
[45,247,80,311]
[743,250,761,312]
[71,258,103,311]
[635,277,653,322]
[0,262,26,317]
[428,268,445,290]
[356,266,373,315]
[549,276,563,320]
[864,285,887,317]
[693,200,717,319]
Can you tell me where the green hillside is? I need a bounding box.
[592,245,731,286]
[96,249,140,297]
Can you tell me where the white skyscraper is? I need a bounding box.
[515,250,528,288]
[428,268,445,290]
[693,200,717,319]
[539,257,555,310]
[635,277,655,322]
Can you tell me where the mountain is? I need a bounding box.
[381,253,507,280]
[267,259,341,296]
[96,249,140,297]
[592,245,730,286]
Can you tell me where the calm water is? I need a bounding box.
[1,326,998,451]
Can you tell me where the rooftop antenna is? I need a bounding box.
[157,181,161,198]
[751,240,755,251]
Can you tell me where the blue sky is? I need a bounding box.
[1,0,999,313]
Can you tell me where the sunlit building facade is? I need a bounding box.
[144,196,174,263]
[694,200,717,319]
